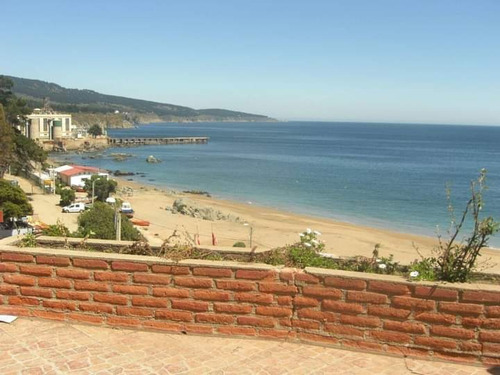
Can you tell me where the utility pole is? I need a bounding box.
[250,226,253,248]
[91,179,96,206]
[116,212,122,241]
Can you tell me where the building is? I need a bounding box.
[25,109,74,141]
[57,165,109,187]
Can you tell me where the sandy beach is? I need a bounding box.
[10,173,500,274]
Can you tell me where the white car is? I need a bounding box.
[62,203,86,213]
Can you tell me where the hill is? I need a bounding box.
[6,76,275,127]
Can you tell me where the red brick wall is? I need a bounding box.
[1,248,499,366]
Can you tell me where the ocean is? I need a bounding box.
[52,121,500,247]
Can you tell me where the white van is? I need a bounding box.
[62,202,86,213]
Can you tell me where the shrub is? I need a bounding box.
[233,241,246,248]
[59,188,75,206]
[0,179,32,220]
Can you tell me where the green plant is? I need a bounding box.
[19,232,37,247]
[59,188,75,206]
[409,258,437,281]
[83,175,117,202]
[0,179,32,220]
[233,241,246,248]
[42,220,72,237]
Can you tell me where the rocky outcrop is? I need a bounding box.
[170,198,243,222]
[146,155,161,163]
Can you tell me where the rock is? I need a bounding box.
[171,198,243,222]
[146,155,161,163]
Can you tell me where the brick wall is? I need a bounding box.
[0,245,499,366]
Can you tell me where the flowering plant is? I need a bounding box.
[298,228,325,253]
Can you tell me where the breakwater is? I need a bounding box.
[108,137,209,146]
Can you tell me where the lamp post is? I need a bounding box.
[91,179,96,206]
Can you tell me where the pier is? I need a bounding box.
[108,137,209,146]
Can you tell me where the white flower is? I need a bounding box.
[410,271,420,278]
[304,242,312,247]
[319,252,337,258]
[306,228,312,234]
[375,258,382,263]
[378,263,387,270]
[311,239,319,245]
[313,230,322,236]
[299,233,304,237]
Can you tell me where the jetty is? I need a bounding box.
[108,137,209,146]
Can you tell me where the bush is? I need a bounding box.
[42,221,72,237]
[233,241,246,248]
[0,179,32,220]
[83,175,117,202]
[59,189,75,206]
[77,202,140,241]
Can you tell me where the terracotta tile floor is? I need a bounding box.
[0,318,498,374]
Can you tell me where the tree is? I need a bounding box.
[0,179,33,221]
[83,175,117,202]
[88,124,103,137]
[77,202,140,241]
[0,105,14,178]
[59,189,75,206]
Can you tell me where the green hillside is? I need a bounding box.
[7,76,274,126]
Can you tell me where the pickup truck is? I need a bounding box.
[62,202,86,213]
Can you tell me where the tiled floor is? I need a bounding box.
[0,318,497,374]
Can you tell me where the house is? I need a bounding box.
[25,109,74,141]
[57,165,109,187]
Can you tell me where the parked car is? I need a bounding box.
[120,202,134,218]
[62,202,86,213]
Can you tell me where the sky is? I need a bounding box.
[1,0,499,125]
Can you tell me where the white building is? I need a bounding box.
[26,109,74,141]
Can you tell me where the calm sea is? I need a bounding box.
[53,121,500,247]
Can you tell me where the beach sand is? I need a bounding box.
[10,173,500,274]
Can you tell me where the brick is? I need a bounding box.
[258,329,294,339]
[369,330,411,344]
[237,316,275,327]
[461,317,483,328]
[75,281,109,292]
[193,290,230,301]
[279,317,292,327]
[56,269,90,280]
[32,310,65,321]
[413,286,458,301]
[36,255,71,267]
[67,313,104,324]
[414,336,457,350]
[433,351,477,363]
[56,290,91,301]
[277,296,292,306]
[19,265,52,276]
[323,300,364,314]
[483,319,500,329]
[132,296,168,308]
[324,277,366,290]
[391,296,435,310]
[214,303,252,314]
[234,292,274,304]
[0,306,31,316]
[174,277,212,289]
[9,296,40,306]
[0,263,18,272]
[216,280,255,291]
[73,259,109,269]
[297,308,336,322]
[156,309,193,322]
[279,271,294,281]
[368,281,410,295]
[38,278,72,289]
[482,357,500,366]
[460,342,482,352]
[487,306,500,317]
[340,315,380,328]
[0,284,18,295]
[235,270,276,280]
[43,300,77,311]
[117,306,154,317]
[295,273,320,284]
[298,332,339,345]
[480,331,500,343]
[152,287,189,298]
[259,282,298,294]
[324,324,363,337]
[94,272,129,282]
[256,306,292,317]
[20,287,52,298]
[347,291,387,304]
[142,321,183,332]
[342,339,384,352]
[171,300,209,312]
[79,302,114,314]
[292,319,321,330]
[151,265,189,274]
[383,320,425,334]
[431,325,475,339]
[133,273,171,285]
[302,286,342,299]
[195,313,234,325]
[294,296,319,307]
[439,302,483,315]
[111,261,148,272]
[1,253,34,263]
[94,293,129,305]
[218,326,257,336]
[112,285,148,295]
[192,267,232,278]
[367,306,410,319]
[107,316,142,327]
[462,290,500,304]
[415,312,455,325]
[3,274,36,286]
[184,324,214,335]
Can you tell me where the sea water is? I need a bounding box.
[53,121,500,247]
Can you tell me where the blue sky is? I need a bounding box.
[2,0,499,125]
